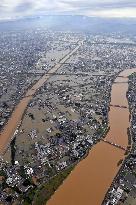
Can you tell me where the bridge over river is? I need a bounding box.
[0,41,136,205]
[47,68,136,205]
[101,139,127,152]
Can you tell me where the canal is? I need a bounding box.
[47,68,136,205]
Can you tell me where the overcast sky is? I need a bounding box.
[0,0,136,20]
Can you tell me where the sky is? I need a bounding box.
[0,0,136,20]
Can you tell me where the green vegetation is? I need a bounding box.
[19,166,27,179]
[117,159,123,166]
[23,189,36,204]
[10,137,16,165]
[0,170,7,178]
[33,166,74,205]
[26,166,74,205]
[97,125,109,137]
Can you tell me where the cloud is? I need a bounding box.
[14,1,34,12]
[86,8,136,18]
[0,0,136,20]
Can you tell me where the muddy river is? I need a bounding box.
[0,44,80,155]
[0,46,136,205]
[47,68,136,205]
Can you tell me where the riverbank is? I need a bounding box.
[102,70,136,205]
[22,166,74,205]
[0,43,81,156]
[47,68,136,205]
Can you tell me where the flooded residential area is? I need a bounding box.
[0,16,136,205]
[47,69,135,205]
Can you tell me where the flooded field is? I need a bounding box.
[47,68,136,205]
[0,43,80,155]
[0,40,136,205]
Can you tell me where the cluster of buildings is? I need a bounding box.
[0,31,136,204]
[0,30,78,131]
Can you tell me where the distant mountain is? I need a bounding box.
[0,15,136,34]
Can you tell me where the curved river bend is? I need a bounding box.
[0,49,136,205]
[47,68,136,205]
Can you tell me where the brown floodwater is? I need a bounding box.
[47,68,136,205]
[0,44,80,155]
